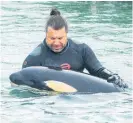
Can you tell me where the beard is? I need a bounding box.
[47,43,66,53]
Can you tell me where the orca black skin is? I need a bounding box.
[9,66,124,93]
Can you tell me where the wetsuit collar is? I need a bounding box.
[42,38,69,54]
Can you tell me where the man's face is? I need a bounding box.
[46,27,67,53]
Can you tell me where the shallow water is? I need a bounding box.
[1,1,132,123]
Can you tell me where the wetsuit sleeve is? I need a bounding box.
[82,44,105,75]
[22,44,42,69]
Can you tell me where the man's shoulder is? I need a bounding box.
[29,43,44,56]
[68,38,89,49]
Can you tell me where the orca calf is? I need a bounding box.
[9,66,124,93]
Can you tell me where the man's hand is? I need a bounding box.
[107,74,128,88]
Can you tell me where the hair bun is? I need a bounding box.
[50,8,61,16]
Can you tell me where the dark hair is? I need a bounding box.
[50,8,60,16]
[45,8,68,33]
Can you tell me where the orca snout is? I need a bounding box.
[9,72,35,87]
[9,73,16,82]
[9,72,23,85]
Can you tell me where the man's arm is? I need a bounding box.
[82,44,104,75]
[82,44,128,88]
[22,44,42,69]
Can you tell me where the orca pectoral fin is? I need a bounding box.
[45,80,77,93]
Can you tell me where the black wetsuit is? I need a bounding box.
[22,38,105,76]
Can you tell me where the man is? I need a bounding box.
[22,8,128,88]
